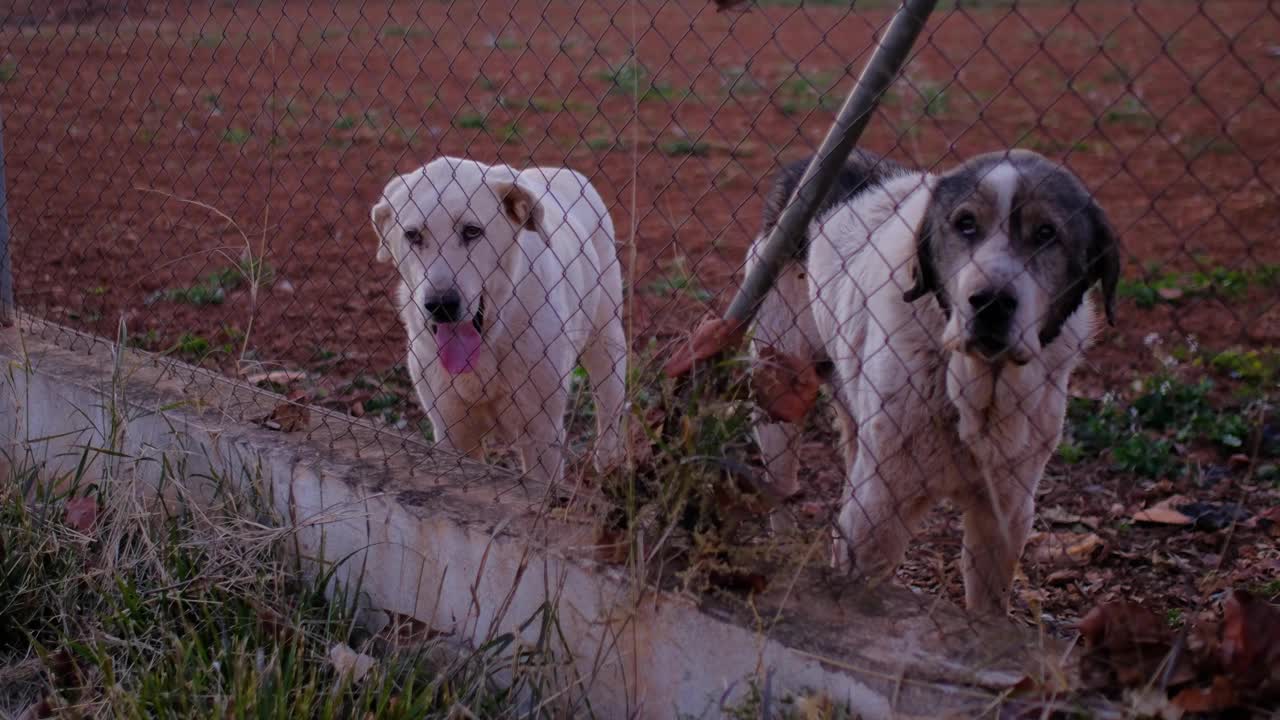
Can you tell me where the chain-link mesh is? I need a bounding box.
[3,0,1278,711]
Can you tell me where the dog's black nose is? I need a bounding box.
[969,289,1018,333]
[425,290,464,324]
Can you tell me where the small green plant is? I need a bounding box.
[917,80,950,117]
[0,60,16,83]
[721,66,763,96]
[1112,433,1179,478]
[334,114,359,130]
[598,60,649,92]
[456,112,487,129]
[585,135,615,152]
[382,24,430,39]
[1183,135,1237,160]
[172,332,213,359]
[1104,95,1153,126]
[660,137,710,157]
[648,258,711,301]
[1209,348,1279,388]
[495,35,523,50]
[775,68,841,115]
[192,30,226,48]
[148,259,274,307]
[529,96,566,113]
[496,122,522,145]
[1119,264,1279,308]
[222,127,251,145]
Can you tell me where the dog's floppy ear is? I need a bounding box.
[371,198,394,263]
[1086,198,1121,326]
[493,180,545,238]
[902,178,941,305]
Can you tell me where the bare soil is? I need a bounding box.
[2,0,1277,662]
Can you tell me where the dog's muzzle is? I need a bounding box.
[965,289,1024,363]
[424,290,485,335]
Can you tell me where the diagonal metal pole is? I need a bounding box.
[724,0,938,328]
[0,103,13,327]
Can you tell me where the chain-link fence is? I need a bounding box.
[2,0,1278,712]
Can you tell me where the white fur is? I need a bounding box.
[371,157,626,485]
[755,170,1098,614]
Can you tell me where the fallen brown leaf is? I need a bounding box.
[1133,495,1194,526]
[244,369,309,386]
[751,345,820,424]
[1029,531,1105,568]
[1079,601,1188,689]
[1220,589,1280,700]
[711,0,751,11]
[1041,505,1100,529]
[662,316,747,378]
[256,400,310,432]
[64,497,98,534]
[1172,675,1238,713]
[593,525,629,565]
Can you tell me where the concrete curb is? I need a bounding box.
[0,319,1045,719]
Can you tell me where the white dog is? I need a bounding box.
[750,149,1119,614]
[371,157,626,485]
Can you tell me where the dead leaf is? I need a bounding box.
[256,400,310,432]
[1133,496,1194,526]
[751,345,820,424]
[1156,286,1184,301]
[1244,506,1280,536]
[1041,505,1100,529]
[328,642,376,683]
[244,369,308,386]
[662,316,747,378]
[1045,569,1080,585]
[1029,531,1105,567]
[593,525,629,565]
[1220,590,1280,700]
[711,0,751,11]
[64,497,98,534]
[1079,601,1186,689]
[1172,675,1238,713]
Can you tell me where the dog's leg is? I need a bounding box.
[511,373,569,486]
[755,421,801,497]
[581,323,627,473]
[959,473,1036,616]
[430,406,486,461]
[749,266,814,497]
[833,442,931,581]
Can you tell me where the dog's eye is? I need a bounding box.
[1035,223,1057,243]
[460,224,484,243]
[404,228,423,245]
[953,212,979,238]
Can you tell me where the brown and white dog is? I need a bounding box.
[371,157,627,486]
[748,149,1119,613]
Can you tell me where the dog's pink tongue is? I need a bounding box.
[434,322,481,375]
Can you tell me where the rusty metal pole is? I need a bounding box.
[0,104,14,327]
[723,0,938,328]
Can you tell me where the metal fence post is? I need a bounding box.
[723,0,939,328]
[0,104,14,327]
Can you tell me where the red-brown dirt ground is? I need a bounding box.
[3,0,1278,692]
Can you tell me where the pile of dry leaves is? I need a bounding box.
[1010,591,1280,717]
